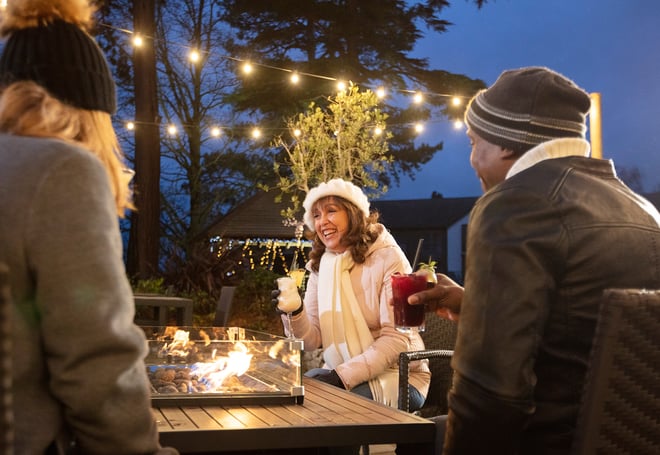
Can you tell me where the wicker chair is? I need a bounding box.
[398,311,457,416]
[571,288,660,455]
[0,263,13,454]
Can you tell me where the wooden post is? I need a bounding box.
[128,0,161,279]
[589,93,603,159]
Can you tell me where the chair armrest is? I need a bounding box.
[398,349,453,412]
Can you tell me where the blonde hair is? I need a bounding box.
[0,81,133,216]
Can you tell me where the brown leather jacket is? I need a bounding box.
[444,156,660,454]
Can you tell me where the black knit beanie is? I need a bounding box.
[465,67,591,153]
[0,19,116,114]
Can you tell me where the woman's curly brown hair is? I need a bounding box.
[307,196,380,272]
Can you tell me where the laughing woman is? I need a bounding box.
[278,179,430,412]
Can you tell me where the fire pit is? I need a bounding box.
[141,326,304,406]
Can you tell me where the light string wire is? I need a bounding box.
[99,22,468,139]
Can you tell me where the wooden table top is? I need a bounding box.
[155,377,435,453]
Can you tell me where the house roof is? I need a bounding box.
[206,191,479,240]
[206,191,300,239]
[371,196,478,230]
[205,190,660,241]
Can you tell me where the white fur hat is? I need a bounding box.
[303,178,370,232]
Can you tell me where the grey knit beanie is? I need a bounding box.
[0,19,116,114]
[465,67,591,153]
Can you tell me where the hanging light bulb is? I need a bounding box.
[290,72,300,84]
[293,129,302,137]
[376,87,386,99]
[413,92,424,104]
[453,120,464,130]
[167,124,178,136]
[251,128,261,139]
[336,80,347,91]
[374,126,383,136]
[132,34,143,47]
[210,126,222,137]
[242,62,253,74]
[414,123,424,134]
[126,121,135,131]
[189,49,201,63]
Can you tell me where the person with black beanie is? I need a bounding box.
[0,1,177,453]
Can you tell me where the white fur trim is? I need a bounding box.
[303,179,370,232]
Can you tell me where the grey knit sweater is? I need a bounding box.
[0,134,165,454]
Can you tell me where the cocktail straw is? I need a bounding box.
[412,238,424,270]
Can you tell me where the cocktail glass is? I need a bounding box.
[391,273,428,333]
[276,276,299,339]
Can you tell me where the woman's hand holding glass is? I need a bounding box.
[272,276,303,338]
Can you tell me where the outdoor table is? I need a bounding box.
[134,294,194,327]
[154,377,436,453]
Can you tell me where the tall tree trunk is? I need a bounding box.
[127,0,160,279]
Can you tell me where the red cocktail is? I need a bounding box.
[391,273,428,333]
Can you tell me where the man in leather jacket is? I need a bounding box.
[406,67,660,454]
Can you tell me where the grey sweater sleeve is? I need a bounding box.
[25,150,162,454]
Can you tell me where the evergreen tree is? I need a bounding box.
[95,0,491,288]
[220,0,488,188]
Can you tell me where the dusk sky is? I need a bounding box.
[382,0,660,200]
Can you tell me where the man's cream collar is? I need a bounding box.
[506,138,591,179]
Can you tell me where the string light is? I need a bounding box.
[103,22,470,104]
[189,49,201,63]
[293,129,301,137]
[100,23,471,141]
[453,120,464,130]
[211,236,311,273]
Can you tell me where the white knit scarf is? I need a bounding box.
[318,249,399,407]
